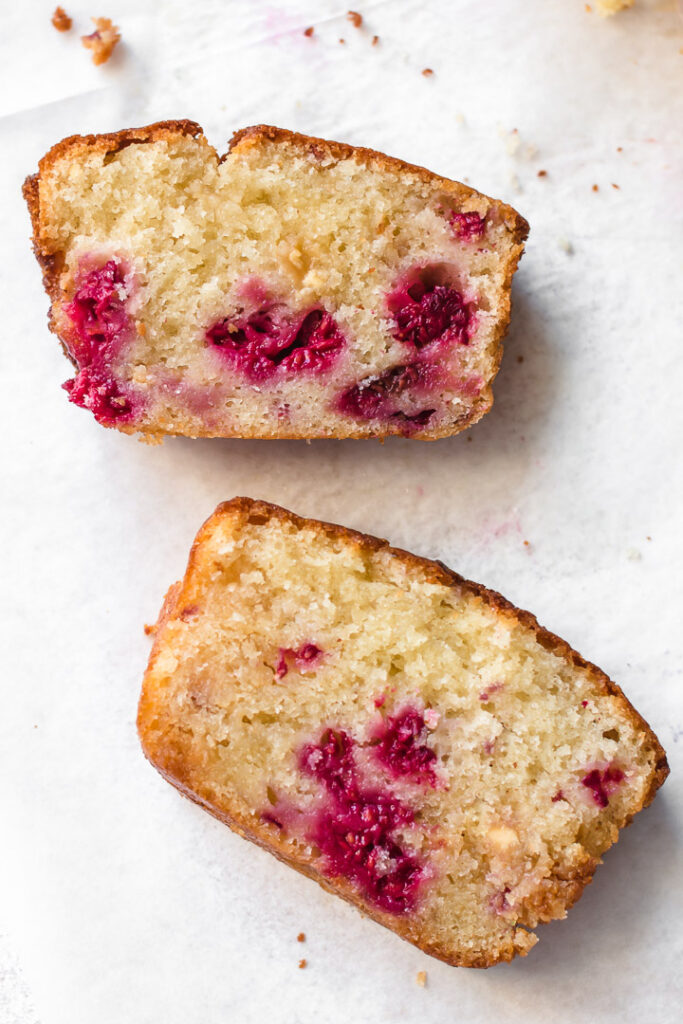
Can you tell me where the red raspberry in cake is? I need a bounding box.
[451,211,486,241]
[63,259,140,425]
[372,707,439,787]
[207,306,345,382]
[337,362,437,431]
[388,278,473,350]
[581,765,625,808]
[276,643,323,679]
[300,728,424,913]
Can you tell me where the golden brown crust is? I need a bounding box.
[24,120,528,442]
[137,497,668,968]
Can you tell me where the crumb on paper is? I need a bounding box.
[596,0,635,16]
[466,435,472,442]
[585,3,592,11]
[517,355,524,363]
[144,623,155,636]
[509,172,522,194]
[611,183,620,189]
[617,146,623,152]
[52,6,72,31]
[627,548,642,561]
[82,17,120,65]
[592,184,599,192]
[558,237,574,254]
[523,540,530,548]
[499,126,537,160]
[303,26,314,37]
[347,11,363,28]
[416,970,427,987]
[537,169,547,177]
[339,37,346,44]
[297,932,306,943]
[422,68,434,77]
[298,958,307,969]
[646,535,652,541]
[371,34,379,45]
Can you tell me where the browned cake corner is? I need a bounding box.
[137,498,667,968]
[24,121,528,442]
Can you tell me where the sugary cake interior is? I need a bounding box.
[139,505,662,965]
[37,129,524,439]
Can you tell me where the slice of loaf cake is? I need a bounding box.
[137,499,667,967]
[24,122,528,441]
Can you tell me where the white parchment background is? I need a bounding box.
[0,2,681,1022]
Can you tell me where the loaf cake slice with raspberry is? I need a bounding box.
[24,121,528,440]
[137,499,667,967]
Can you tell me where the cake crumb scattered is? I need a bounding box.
[52,6,72,31]
[144,623,155,636]
[617,146,623,152]
[558,237,574,254]
[523,540,530,548]
[303,26,314,38]
[585,4,592,11]
[611,183,620,190]
[517,355,524,363]
[339,37,346,44]
[371,34,379,45]
[297,932,306,942]
[298,958,307,969]
[627,548,642,562]
[537,169,547,178]
[416,970,427,987]
[82,17,120,65]
[466,435,472,443]
[422,68,434,77]
[347,11,363,28]
[592,184,599,192]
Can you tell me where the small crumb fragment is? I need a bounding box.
[339,38,346,44]
[585,3,592,11]
[627,548,642,561]
[466,435,472,442]
[52,6,72,31]
[617,146,623,152]
[517,355,524,363]
[82,17,120,65]
[297,932,306,943]
[303,26,314,38]
[592,184,599,192]
[298,958,307,969]
[144,623,155,636]
[558,237,574,254]
[371,34,379,46]
[455,112,465,125]
[422,68,434,77]
[416,970,427,987]
[537,169,547,178]
[347,11,363,28]
[611,183,620,190]
[523,539,530,548]
[646,535,652,541]
[424,708,440,730]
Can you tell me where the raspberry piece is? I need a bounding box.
[338,363,434,430]
[450,211,486,241]
[581,765,625,808]
[299,728,425,913]
[373,707,438,786]
[276,643,323,679]
[207,306,344,382]
[63,260,138,424]
[389,281,471,349]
